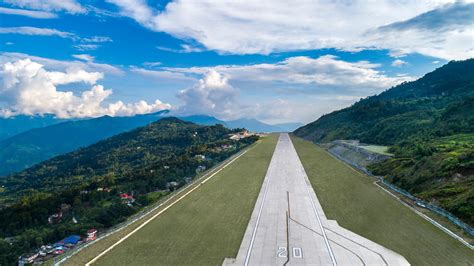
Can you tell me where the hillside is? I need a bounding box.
[0,113,298,177]
[294,59,474,144]
[0,118,257,264]
[294,59,474,225]
[0,111,169,177]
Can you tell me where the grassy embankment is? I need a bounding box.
[291,136,474,266]
[63,134,278,266]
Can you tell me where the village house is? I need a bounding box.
[120,193,135,205]
[195,154,206,160]
[196,165,206,173]
[229,130,252,140]
[86,228,98,241]
[48,211,62,224]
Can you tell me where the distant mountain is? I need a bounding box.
[0,114,68,141]
[294,59,474,225]
[0,111,170,177]
[177,115,226,126]
[0,110,298,176]
[226,118,292,132]
[272,122,304,132]
[0,118,257,264]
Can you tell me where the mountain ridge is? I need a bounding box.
[293,59,474,226]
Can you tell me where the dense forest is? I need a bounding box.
[0,118,257,265]
[294,59,474,225]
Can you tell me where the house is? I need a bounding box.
[196,165,206,173]
[86,228,98,241]
[48,211,62,224]
[120,193,134,200]
[195,154,206,160]
[61,235,81,245]
[120,193,135,204]
[19,252,38,264]
[167,181,179,190]
[229,130,252,140]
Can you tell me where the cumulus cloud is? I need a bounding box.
[174,70,240,119]
[163,55,412,91]
[4,0,86,14]
[137,55,415,122]
[1,52,123,75]
[0,7,57,19]
[0,59,170,118]
[391,59,407,67]
[107,0,471,60]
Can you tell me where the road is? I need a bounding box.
[224,133,409,266]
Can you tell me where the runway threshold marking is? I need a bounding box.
[85,146,254,266]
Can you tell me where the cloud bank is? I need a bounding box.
[107,0,472,60]
[0,59,170,118]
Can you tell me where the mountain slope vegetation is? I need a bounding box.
[0,118,257,265]
[0,112,298,177]
[294,59,474,225]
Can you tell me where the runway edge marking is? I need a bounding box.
[243,136,280,266]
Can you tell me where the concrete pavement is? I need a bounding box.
[224,133,409,266]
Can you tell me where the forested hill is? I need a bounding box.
[293,59,474,144]
[0,117,257,264]
[293,59,474,226]
[2,117,251,194]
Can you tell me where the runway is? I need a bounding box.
[224,133,409,266]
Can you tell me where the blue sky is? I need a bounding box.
[0,0,472,123]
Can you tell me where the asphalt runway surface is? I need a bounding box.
[224,133,409,266]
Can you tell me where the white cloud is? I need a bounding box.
[174,70,240,119]
[391,59,407,67]
[72,54,95,62]
[107,0,472,60]
[1,52,123,75]
[131,67,196,83]
[0,27,74,38]
[4,0,86,14]
[164,55,412,91]
[0,59,170,118]
[143,61,162,67]
[0,7,57,19]
[0,27,112,51]
[73,44,100,51]
[156,44,204,53]
[141,55,414,122]
[81,36,113,43]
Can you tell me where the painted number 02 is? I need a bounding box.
[277,247,303,258]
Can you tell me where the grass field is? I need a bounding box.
[63,134,278,266]
[360,145,391,155]
[291,136,474,266]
